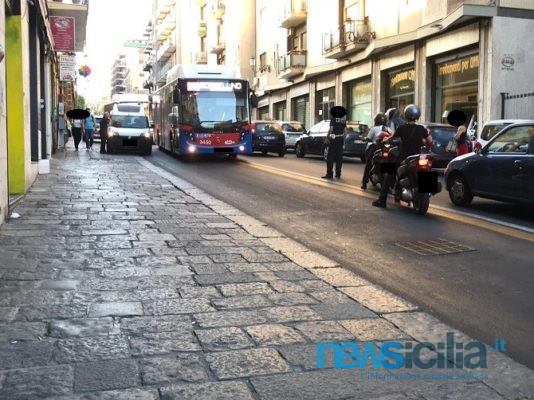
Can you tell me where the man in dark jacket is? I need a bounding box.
[99,112,110,154]
[322,106,348,179]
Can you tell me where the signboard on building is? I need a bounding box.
[50,16,75,52]
[59,54,76,82]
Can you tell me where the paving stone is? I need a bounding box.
[0,321,47,342]
[0,307,18,322]
[88,302,144,317]
[260,237,309,253]
[341,286,419,314]
[310,302,378,320]
[195,327,254,351]
[129,331,201,355]
[53,336,130,363]
[268,279,306,293]
[16,303,88,321]
[143,298,214,315]
[194,273,261,285]
[150,265,192,276]
[241,251,288,263]
[217,282,274,297]
[267,292,318,306]
[178,285,221,298]
[194,310,268,328]
[262,306,322,323]
[246,324,306,345]
[277,343,337,370]
[100,267,152,279]
[284,251,338,269]
[274,270,318,281]
[340,318,409,341]
[208,253,246,263]
[224,262,271,273]
[49,317,118,338]
[206,348,290,379]
[0,289,74,307]
[0,365,74,400]
[45,388,160,400]
[308,290,356,304]
[294,321,354,342]
[139,354,208,385]
[297,280,335,291]
[159,381,255,400]
[120,315,192,335]
[0,340,56,369]
[311,267,370,287]
[74,359,139,392]
[212,294,273,310]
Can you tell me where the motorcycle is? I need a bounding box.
[368,132,394,187]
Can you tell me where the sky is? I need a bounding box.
[76,0,153,107]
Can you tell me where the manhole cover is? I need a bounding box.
[395,238,475,256]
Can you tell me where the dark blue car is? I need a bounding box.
[444,121,534,206]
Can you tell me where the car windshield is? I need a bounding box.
[180,91,249,130]
[282,123,304,132]
[111,115,149,129]
[347,124,368,135]
[256,123,283,133]
[480,124,511,141]
[429,127,456,145]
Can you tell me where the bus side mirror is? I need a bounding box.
[172,88,180,104]
[250,93,258,108]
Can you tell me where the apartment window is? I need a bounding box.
[344,0,360,21]
[292,36,299,51]
[259,52,267,70]
[345,77,372,125]
[300,32,307,50]
[292,94,310,129]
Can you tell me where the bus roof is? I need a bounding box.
[166,64,241,84]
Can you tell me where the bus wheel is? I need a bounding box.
[228,153,237,160]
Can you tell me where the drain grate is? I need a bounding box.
[395,238,475,256]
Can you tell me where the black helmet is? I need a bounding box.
[403,104,421,121]
[374,112,387,126]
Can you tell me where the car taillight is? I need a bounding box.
[382,151,389,158]
[417,156,432,169]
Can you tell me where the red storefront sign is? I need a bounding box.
[50,16,75,52]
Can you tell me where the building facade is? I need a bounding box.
[252,0,534,130]
[110,40,149,98]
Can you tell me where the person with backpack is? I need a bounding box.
[361,112,391,190]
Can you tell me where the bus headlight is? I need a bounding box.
[239,145,245,152]
[188,145,196,153]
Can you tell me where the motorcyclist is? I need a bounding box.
[386,108,405,133]
[372,104,433,208]
[361,112,390,190]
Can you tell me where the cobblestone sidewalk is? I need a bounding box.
[0,149,533,400]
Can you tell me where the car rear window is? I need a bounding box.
[282,123,304,132]
[429,127,456,145]
[480,124,511,141]
[256,123,282,132]
[347,124,368,134]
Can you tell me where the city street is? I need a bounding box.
[149,149,534,370]
[0,147,533,399]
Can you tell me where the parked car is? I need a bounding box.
[276,120,306,151]
[423,123,459,169]
[444,121,534,206]
[94,115,103,141]
[251,120,286,157]
[107,103,152,156]
[294,120,369,161]
[474,119,528,150]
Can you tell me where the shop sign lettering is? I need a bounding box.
[390,69,415,88]
[438,55,479,76]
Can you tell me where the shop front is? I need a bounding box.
[433,52,479,125]
[386,66,415,111]
[292,94,310,129]
[344,77,372,125]
[274,101,287,121]
[315,87,335,122]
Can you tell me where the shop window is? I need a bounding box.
[433,53,479,125]
[316,87,335,122]
[386,66,415,111]
[258,105,270,120]
[274,101,287,121]
[345,77,371,125]
[292,95,310,129]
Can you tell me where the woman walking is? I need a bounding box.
[70,118,84,151]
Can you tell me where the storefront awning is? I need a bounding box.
[47,1,89,52]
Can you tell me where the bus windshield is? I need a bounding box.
[180,90,249,131]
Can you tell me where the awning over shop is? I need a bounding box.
[47,0,89,52]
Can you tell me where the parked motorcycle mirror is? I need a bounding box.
[446,110,467,128]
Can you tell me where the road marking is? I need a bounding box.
[241,159,534,243]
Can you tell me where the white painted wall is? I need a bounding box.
[0,1,8,223]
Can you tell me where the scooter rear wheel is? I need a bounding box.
[413,192,430,215]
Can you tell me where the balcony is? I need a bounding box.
[143,58,153,72]
[156,9,176,43]
[212,0,225,19]
[210,40,225,54]
[322,19,375,59]
[156,0,174,21]
[277,50,306,79]
[279,0,307,29]
[195,51,208,64]
[156,38,176,63]
[198,22,207,38]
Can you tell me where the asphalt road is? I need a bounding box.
[147,148,534,370]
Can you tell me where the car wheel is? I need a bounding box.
[142,147,152,156]
[261,151,268,156]
[360,156,366,163]
[295,142,305,158]
[278,149,285,157]
[448,174,473,206]
[323,146,329,161]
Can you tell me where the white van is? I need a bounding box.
[108,103,152,156]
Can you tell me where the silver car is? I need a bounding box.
[276,120,306,150]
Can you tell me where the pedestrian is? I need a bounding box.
[361,112,390,189]
[84,108,96,151]
[454,125,469,156]
[71,118,84,151]
[322,106,347,180]
[99,112,110,154]
[372,104,432,208]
